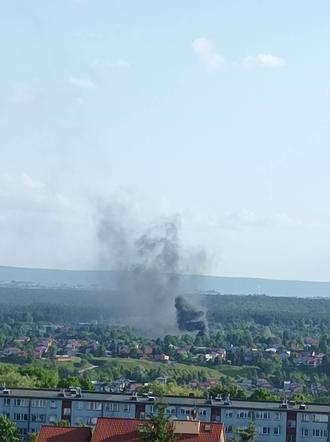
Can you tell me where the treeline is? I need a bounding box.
[204,294,330,326]
[0,303,102,324]
[2,288,330,332]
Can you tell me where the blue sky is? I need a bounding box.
[1,1,330,280]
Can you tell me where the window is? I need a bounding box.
[86,417,98,425]
[4,398,10,406]
[226,425,233,433]
[50,400,57,409]
[312,429,328,438]
[49,415,57,423]
[87,401,102,411]
[237,411,248,419]
[314,414,328,423]
[14,413,28,421]
[273,412,281,420]
[106,403,119,412]
[225,410,233,418]
[123,403,130,412]
[199,409,207,416]
[262,427,271,434]
[31,399,49,408]
[256,411,272,420]
[302,428,309,437]
[14,399,29,407]
[274,427,280,435]
[31,414,46,422]
[18,428,28,436]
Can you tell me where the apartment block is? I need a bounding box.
[1,387,330,442]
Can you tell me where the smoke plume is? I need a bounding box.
[97,202,208,334]
[175,295,207,335]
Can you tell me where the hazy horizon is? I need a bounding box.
[3,264,330,285]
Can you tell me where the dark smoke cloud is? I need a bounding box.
[175,295,207,335]
[96,202,208,334]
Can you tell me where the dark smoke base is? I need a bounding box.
[175,295,207,335]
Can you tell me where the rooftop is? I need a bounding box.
[37,426,92,442]
[91,418,224,442]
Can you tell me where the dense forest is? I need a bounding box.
[204,294,330,325]
[3,286,330,325]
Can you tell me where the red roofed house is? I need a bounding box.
[91,417,225,442]
[37,426,92,442]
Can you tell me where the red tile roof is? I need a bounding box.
[91,418,224,442]
[37,426,92,442]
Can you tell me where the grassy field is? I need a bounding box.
[88,357,257,383]
[91,357,223,379]
[215,364,260,378]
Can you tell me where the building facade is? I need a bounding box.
[1,387,330,442]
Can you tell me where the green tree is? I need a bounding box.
[237,422,255,442]
[54,419,70,427]
[248,388,279,401]
[139,404,176,442]
[27,433,38,442]
[0,415,20,442]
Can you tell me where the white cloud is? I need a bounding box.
[192,37,225,71]
[221,209,301,229]
[241,53,287,69]
[192,38,286,72]
[0,172,71,212]
[70,77,96,90]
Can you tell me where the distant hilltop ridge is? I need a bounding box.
[1,265,330,297]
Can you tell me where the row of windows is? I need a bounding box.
[13,413,28,421]
[256,426,281,435]
[76,402,131,412]
[148,406,206,417]
[225,425,281,435]
[301,428,328,438]
[105,403,130,413]
[225,410,281,420]
[12,413,57,423]
[75,416,98,425]
[302,414,328,423]
[3,398,57,408]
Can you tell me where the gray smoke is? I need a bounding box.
[97,202,208,333]
[175,295,207,335]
